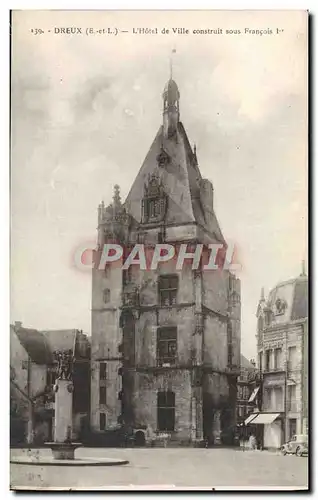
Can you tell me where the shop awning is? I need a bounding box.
[248,386,260,403]
[244,413,258,425]
[251,413,280,425]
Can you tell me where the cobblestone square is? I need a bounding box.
[10,447,308,490]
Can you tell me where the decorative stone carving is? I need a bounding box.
[156,148,170,168]
[144,173,165,198]
[53,350,75,381]
[274,297,288,315]
[142,173,167,223]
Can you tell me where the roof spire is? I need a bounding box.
[170,48,176,79]
[260,287,265,301]
[113,184,121,209]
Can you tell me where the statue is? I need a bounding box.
[54,349,75,381]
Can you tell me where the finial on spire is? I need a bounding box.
[113,184,121,206]
[170,48,176,79]
[260,287,265,301]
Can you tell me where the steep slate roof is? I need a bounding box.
[41,329,77,355]
[124,80,226,244]
[240,354,256,371]
[291,278,308,320]
[267,274,308,324]
[12,325,52,365]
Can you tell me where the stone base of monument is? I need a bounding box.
[11,444,129,467]
[45,442,82,460]
[11,359,129,468]
[10,456,129,467]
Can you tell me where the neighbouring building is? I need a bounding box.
[10,322,90,445]
[252,265,308,450]
[90,75,241,446]
[10,322,52,445]
[236,355,258,425]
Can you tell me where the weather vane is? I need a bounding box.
[170,47,176,79]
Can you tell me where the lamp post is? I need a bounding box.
[284,361,288,444]
[284,359,297,444]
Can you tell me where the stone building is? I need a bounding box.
[90,76,241,445]
[236,355,258,425]
[10,322,90,444]
[254,265,308,449]
[10,322,52,444]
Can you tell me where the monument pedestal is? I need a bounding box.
[46,442,82,460]
[45,378,82,460]
[54,379,73,442]
[12,350,129,468]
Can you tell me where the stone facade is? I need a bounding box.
[236,355,259,425]
[10,323,51,444]
[90,76,241,445]
[10,323,90,445]
[256,272,308,448]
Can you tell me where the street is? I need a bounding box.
[10,447,308,490]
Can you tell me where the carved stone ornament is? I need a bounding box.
[274,297,287,315]
[144,173,164,198]
[53,349,75,381]
[156,148,170,168]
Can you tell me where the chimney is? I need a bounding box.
[14,321,22,329]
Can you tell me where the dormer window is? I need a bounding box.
[274,298,287,316]
[141,173,167,224]
[143,198,165,221]
[156,148,170,168]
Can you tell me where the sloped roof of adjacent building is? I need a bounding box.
[267,273,308,325]
[12,324,52,365]
[240,354,256,371]
[291,277,308,320]
[41,329,78,355]
[11,325,84,365]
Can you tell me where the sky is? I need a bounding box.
[11,10,307,359]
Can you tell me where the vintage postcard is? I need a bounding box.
[10,9,308,490]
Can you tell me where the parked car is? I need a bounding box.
[281,434,308,457]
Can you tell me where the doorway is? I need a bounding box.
[135,430,146,447]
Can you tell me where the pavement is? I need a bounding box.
[10,447,309,490]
